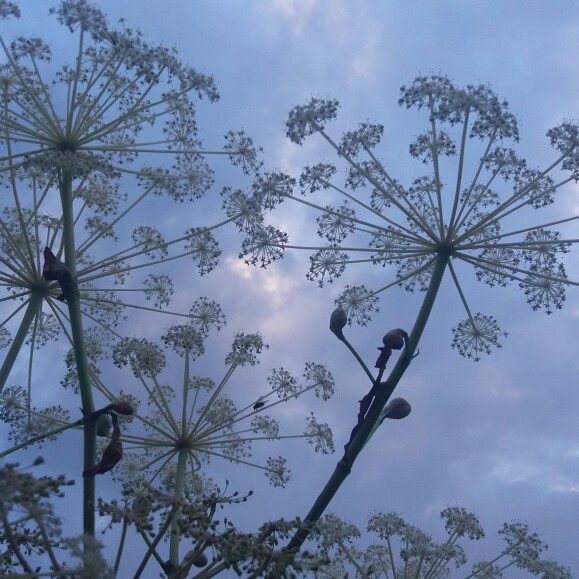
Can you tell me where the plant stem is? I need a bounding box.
[0,293,43,392]
[134,506,178,579]
[282,253,450,561]
[0,417,83,458]
[340,335,375,383]
[59,169,96,539]
[169,447,188,566]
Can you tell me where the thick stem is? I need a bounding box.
[169,448,188,566]
[283,253,450,559]
[0,293,43,392]
[59,169,96,538]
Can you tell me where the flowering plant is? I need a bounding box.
[299,508,572,578]
[0,1,335,575]
[249,76,579,562]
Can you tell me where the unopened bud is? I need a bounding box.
[382,397,411,420]
[329,306,348,340]
[382,328,408,350]
[193,552,208,568]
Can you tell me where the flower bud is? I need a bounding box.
[382,397,411,420]
[382,328,408,350]
[329,306,348,340]
[193,552,208,568]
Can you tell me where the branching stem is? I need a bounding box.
[281,253,449,565]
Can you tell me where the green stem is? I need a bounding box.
[340,335,375,383]
[113,518,129,577]
[59,169,96,539]
[0,417,83,458]
[133,507,178,579]
[169,448,188,566]
[283,253,450,560]
[1,514,35,574]
[0,293,43,392]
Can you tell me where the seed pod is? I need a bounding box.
[382,328,408,350]
[329,306,348,340]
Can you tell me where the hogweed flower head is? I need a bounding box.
[246,75,578,359]
[305,509,567,578]
[101,313,335,493]
[0,1,265,407]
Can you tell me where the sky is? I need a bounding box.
[2,0,579,576]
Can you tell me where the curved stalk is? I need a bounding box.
[282,253,450,562]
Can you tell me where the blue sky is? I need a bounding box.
[3,0,579,575]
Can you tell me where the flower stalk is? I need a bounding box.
[169,448,188,566]
[284,253,449,558]
[58,168,96,538]
[0,293,43,392]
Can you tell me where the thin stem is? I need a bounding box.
[113,518,129,577]
[462,539,524,579]
[0,293,43,392]
[338,334,375,384]
[448,108,471,235]
[133,506,178,579]
[428,99,446,237]
[337,541,371,577]
[447,260,475,321]
[387,536,398,579]
[1,514,35,574]
[0,417,83,458]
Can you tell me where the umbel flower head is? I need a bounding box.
[244,75,578,360]
[98,313,336,491]
[302,508,572,578]
[0,0,265,400]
